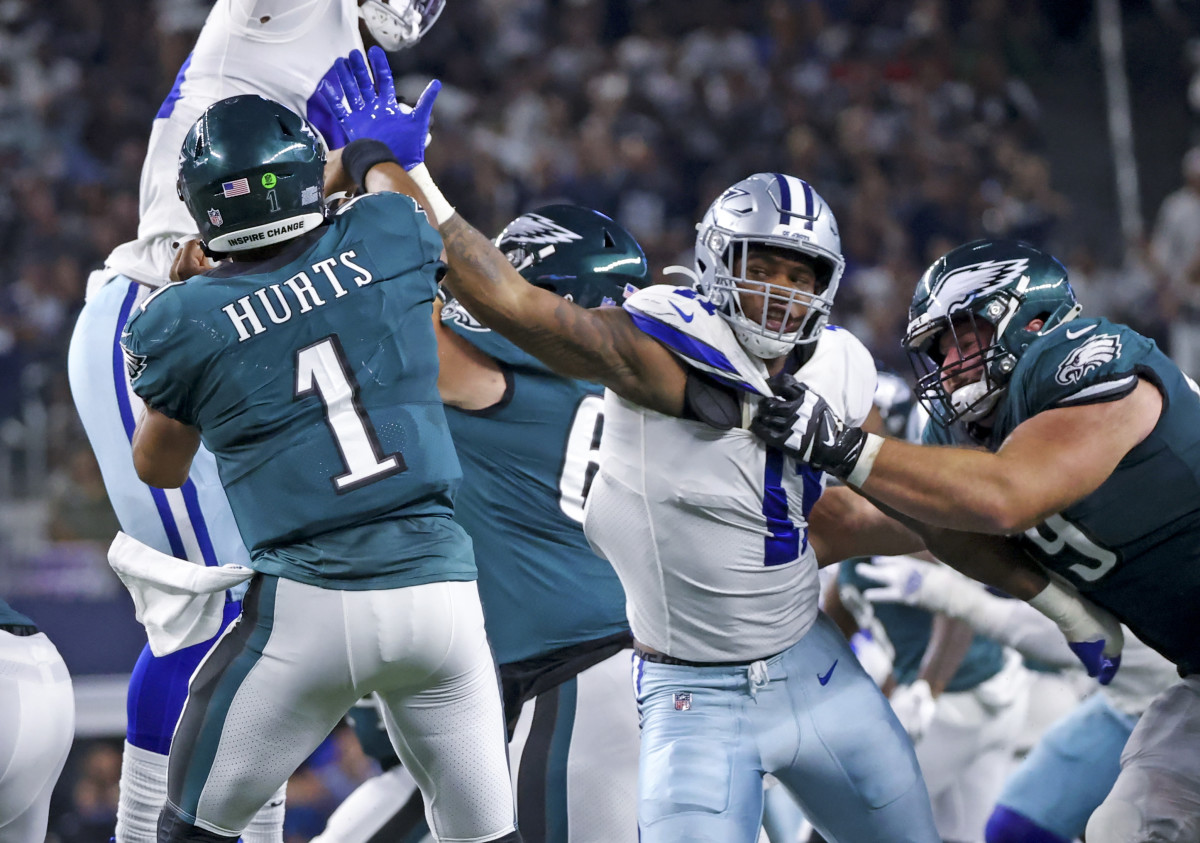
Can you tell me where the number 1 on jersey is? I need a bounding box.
[295,335,406,492]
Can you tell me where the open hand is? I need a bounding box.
[318,46,440,170]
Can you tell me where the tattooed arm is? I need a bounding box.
[437,215,685,414]
[359,162,687,414]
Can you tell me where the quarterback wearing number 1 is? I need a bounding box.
[121,95,518,843]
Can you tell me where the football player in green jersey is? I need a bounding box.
[122,95,520,843]
[754,239,1200,842]
[317,204,647,843]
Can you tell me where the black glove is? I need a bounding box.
[751,373,868,480]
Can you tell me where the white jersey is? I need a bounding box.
[97,0,364,294]
[584,286,876,662]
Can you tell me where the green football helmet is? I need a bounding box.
[177,95,326,254]
[904,239,1082,426]
[494,205,649,308]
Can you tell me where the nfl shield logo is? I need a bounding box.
[208,208,223,227]
[673,692,692,711]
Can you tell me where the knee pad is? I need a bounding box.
[985,806,1070,843]
[157,804,241,843]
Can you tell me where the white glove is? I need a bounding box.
[856,555,981,616]
[849,629,894,688]
[889,679,938,743]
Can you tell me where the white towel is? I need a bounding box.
[107,531,255,656]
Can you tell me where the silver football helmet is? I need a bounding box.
[694,172,845,359]
[359,0,445,51]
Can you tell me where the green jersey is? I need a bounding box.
[839,559,1003,692]
[926,317,1200,675]
[442,303,629,664]
[123,193,474,590]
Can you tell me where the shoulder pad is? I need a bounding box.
[795,326,877,427]
[1016,318,1146,409]
[623,285,771,396]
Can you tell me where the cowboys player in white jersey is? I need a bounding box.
[320,72,940,840]
[66,3,442,841]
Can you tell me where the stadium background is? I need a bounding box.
[0,0,1196,838]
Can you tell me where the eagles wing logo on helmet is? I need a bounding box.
[1055,333,1122,386]
[501,213,584,246]
[929,258,1030,317]
[440,298,488,333]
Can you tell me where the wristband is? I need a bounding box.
[408,163,457,224]
[845,432,884,488]
[341,139,398,191]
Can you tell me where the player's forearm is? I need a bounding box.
[131,409,200,489]
[861,440,1039,534]
[808,486,925,565]
[918,527,1049,601]
[916,615,973,697]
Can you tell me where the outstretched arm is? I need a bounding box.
[321,50,688,415]
[756,378,1163,534]
[435,215,686,414]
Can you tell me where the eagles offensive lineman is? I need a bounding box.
[122,95,517,842]
[66,2,442,840]
[321,65,942,840]
[758,239,1200,841]
[315,204,646,843]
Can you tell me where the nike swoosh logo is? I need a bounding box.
[1065,324,1096,340]
[669,302,695,322]
[817,659,838,686]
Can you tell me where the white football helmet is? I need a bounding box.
[694,172,845,359]
[359,0,446,51]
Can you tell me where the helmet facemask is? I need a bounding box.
[694,173,845,361]
[359,0,445,50]
[907,300,1017,427]
[904,239,1083,431]
[703,239,837,359]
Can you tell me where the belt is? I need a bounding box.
[633,642,770,668]
[0,624,38,637]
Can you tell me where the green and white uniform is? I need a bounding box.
[123,193,515,842]
[926,318,1200,676]
[928,317,1200,843]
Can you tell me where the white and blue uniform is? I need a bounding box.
[0,600,74,843]
[582,286,940,842]
[67,3,368,841]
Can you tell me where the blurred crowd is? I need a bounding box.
[0,0,1196,838]
[0,0,1196,510]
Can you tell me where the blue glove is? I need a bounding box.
[318,46,440,170]
[1069,640,1122,686]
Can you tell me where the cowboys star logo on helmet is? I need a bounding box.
[925,259,1030,319]
[499,213,584,247]
[1055,333,1122,386]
